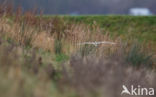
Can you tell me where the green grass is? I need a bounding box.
[65,16,156,42]
[42,16,156,43]
[55,54,69,63]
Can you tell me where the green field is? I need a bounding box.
[64,16,156,42]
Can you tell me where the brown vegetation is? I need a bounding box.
[0,4,155,97]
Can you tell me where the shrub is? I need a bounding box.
[62,53,156,97]
[126,43,153,68]
[54,40,62,54]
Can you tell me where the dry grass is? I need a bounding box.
[0,15,119,56]
[32,32,55,52]
[0,3,155,97]
[0,39,61,97]
[61,52,156,97]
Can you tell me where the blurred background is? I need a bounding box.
[0,0,156,15]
